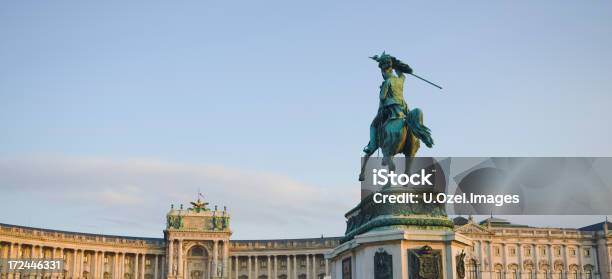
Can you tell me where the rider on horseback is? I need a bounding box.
[363,52,414,155]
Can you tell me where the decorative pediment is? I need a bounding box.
[454,223,494,235]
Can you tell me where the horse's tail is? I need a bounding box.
[407,108,434,148]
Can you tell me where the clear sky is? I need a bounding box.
[1,1,611,239]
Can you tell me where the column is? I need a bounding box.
[38,246,44,279]
[478,241,485,279]
[293,255,297,279]
[325,258,329,277]
[577,245,583,279]
[224,241,229,278]
[548,245,553,279]
[120,253,125,279]
[287,256,291,279]
[562,245,569,277]
[306,254,310,279]
[114,253,119,279]
[168,240,174,276]
[103,251,107,279]
[502,243,508,274]
[534,244,540,279]
[589,245,600,279]
[141,254,146,279]
[134,254,139,279]
[255,256,259,278]
[519,245,524,279]
[228,255,232,279]
[267,256,272,279]
[177,240,183,277]
[154,255,159,279]
[7,243,13,279]
[313,254,317,279]
[488,241,494,279]
[80,250,85,279]
[248,256,252,279]
[72,250,78,279]
[274,256,278,279]
[161,256,165,279]
[234,256,239,279]
[47,246,53,279]
[213,240,219,277]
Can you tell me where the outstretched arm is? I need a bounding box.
[392,57,413,75]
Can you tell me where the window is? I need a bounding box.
[280,259,287,268]
[104,256,109,264]
[540,247,547,256]
[84,255,89,264]
[260,260,267,268]
[584,248,591,257]
[145,259,151,267]
[554,247,561,257]
[509,248,516,256]
[525,247,532,256]
[569,249,576,257]
[494,247,501,256]
[240,260,247,269]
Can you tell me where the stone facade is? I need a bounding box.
[0,200,340,279]
[1,203,611,279]
[454,217,612,279]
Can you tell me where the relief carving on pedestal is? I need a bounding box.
[375,248,393,279]
[409,246,443,279]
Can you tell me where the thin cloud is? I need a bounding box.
[0,156,355,239]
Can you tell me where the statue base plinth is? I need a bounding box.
[342,187,454,243]
[326,187,467,279]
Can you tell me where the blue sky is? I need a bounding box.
[1,1,611,239]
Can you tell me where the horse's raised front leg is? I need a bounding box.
[358,150,375,181]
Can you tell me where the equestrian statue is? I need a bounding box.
[358,52,440,181]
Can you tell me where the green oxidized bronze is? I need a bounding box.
[167,215,184,229]
[189,197,209,213]
[359,52,435,181]
[342,187,453,242]
[343,53,450,243]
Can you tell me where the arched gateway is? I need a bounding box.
[166,198,231,279]
[186,245,209,279]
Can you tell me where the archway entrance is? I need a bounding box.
[187,245,210,279]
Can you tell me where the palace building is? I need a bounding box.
[0,198,611,279]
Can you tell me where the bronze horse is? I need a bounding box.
[358,108,433,181]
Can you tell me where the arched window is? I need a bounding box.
[554,264,564,279]
[495,264,504,279]
[508,264,519,279]
[584,265,594,279]
[524,263,534,279]
[569,265,579,279]
[539,263,550,279]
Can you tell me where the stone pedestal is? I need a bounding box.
[327,187,469,279]
[327,227,470,279]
